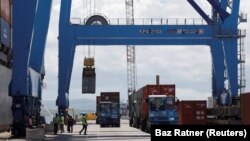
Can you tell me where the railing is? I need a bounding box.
[239,13,247,23]
[238,29,246,37]
[70,18,206,25]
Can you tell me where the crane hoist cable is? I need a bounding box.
[83,0,96,68]
[83,0,96,17]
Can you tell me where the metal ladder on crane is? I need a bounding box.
[237,12,247,94]
[238,29,246,94]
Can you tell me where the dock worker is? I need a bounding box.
[53,113,60,134]
[79,114,88,135]
[59,114,65,133]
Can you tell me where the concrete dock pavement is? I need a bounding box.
[0,119,150,141]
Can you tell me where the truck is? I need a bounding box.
[99,92,120,127]
[129,84,178,132]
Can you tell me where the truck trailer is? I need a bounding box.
[96,96,100,124]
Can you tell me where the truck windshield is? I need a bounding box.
[149,97,167,117]
[111,103,119,114]
[100,103,111,116]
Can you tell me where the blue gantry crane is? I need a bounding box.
[10,0,246,136]
[57,0,246,113]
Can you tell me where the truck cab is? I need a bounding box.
[99,101,120,127]
[148,95,178,126]
[99,101,112,127]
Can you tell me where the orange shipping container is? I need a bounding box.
[0,0,11,24]
[177,100,207,125]
[240,92,250,125]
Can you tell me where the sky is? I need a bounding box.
[42,0,250,108]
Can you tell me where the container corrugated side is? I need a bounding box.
[82,67,95,93]
[82,76,96,93]
[0,18,11,48]
[100,92,120,103]
[241,92,250,125]
[145,84,175,96]
[193,101,207,124]
[0,0,11,25]
[178,100,207,125]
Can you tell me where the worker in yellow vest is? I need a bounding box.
[59,114,65,133]
[79,114,88,135]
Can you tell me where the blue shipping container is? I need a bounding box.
[0,18,11,48]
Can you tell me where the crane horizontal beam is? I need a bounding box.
[69,25,215,45]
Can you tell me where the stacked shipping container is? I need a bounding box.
[177,100,207,125]
[0,0,12,132]
[0,0,11,48]
[240,92,250,125]
[0,0,11,24]
[100,92,120,102]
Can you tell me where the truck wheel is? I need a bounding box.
[146,125,150,133]
[140,120,146,132]
[140,123,144,132]
[129,118,133,127]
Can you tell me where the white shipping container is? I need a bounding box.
[207,96,214,109]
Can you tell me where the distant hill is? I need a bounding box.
[41,98,96,116]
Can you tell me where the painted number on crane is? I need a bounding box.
[139,29,162,34]
[167,28,204,34]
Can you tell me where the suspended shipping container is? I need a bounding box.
[82,67,95,93]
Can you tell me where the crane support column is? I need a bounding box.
[210,40,227,105]
[11,0,52,136]
[57,0,75,115]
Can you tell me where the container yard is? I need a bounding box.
[0,0,249,141]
